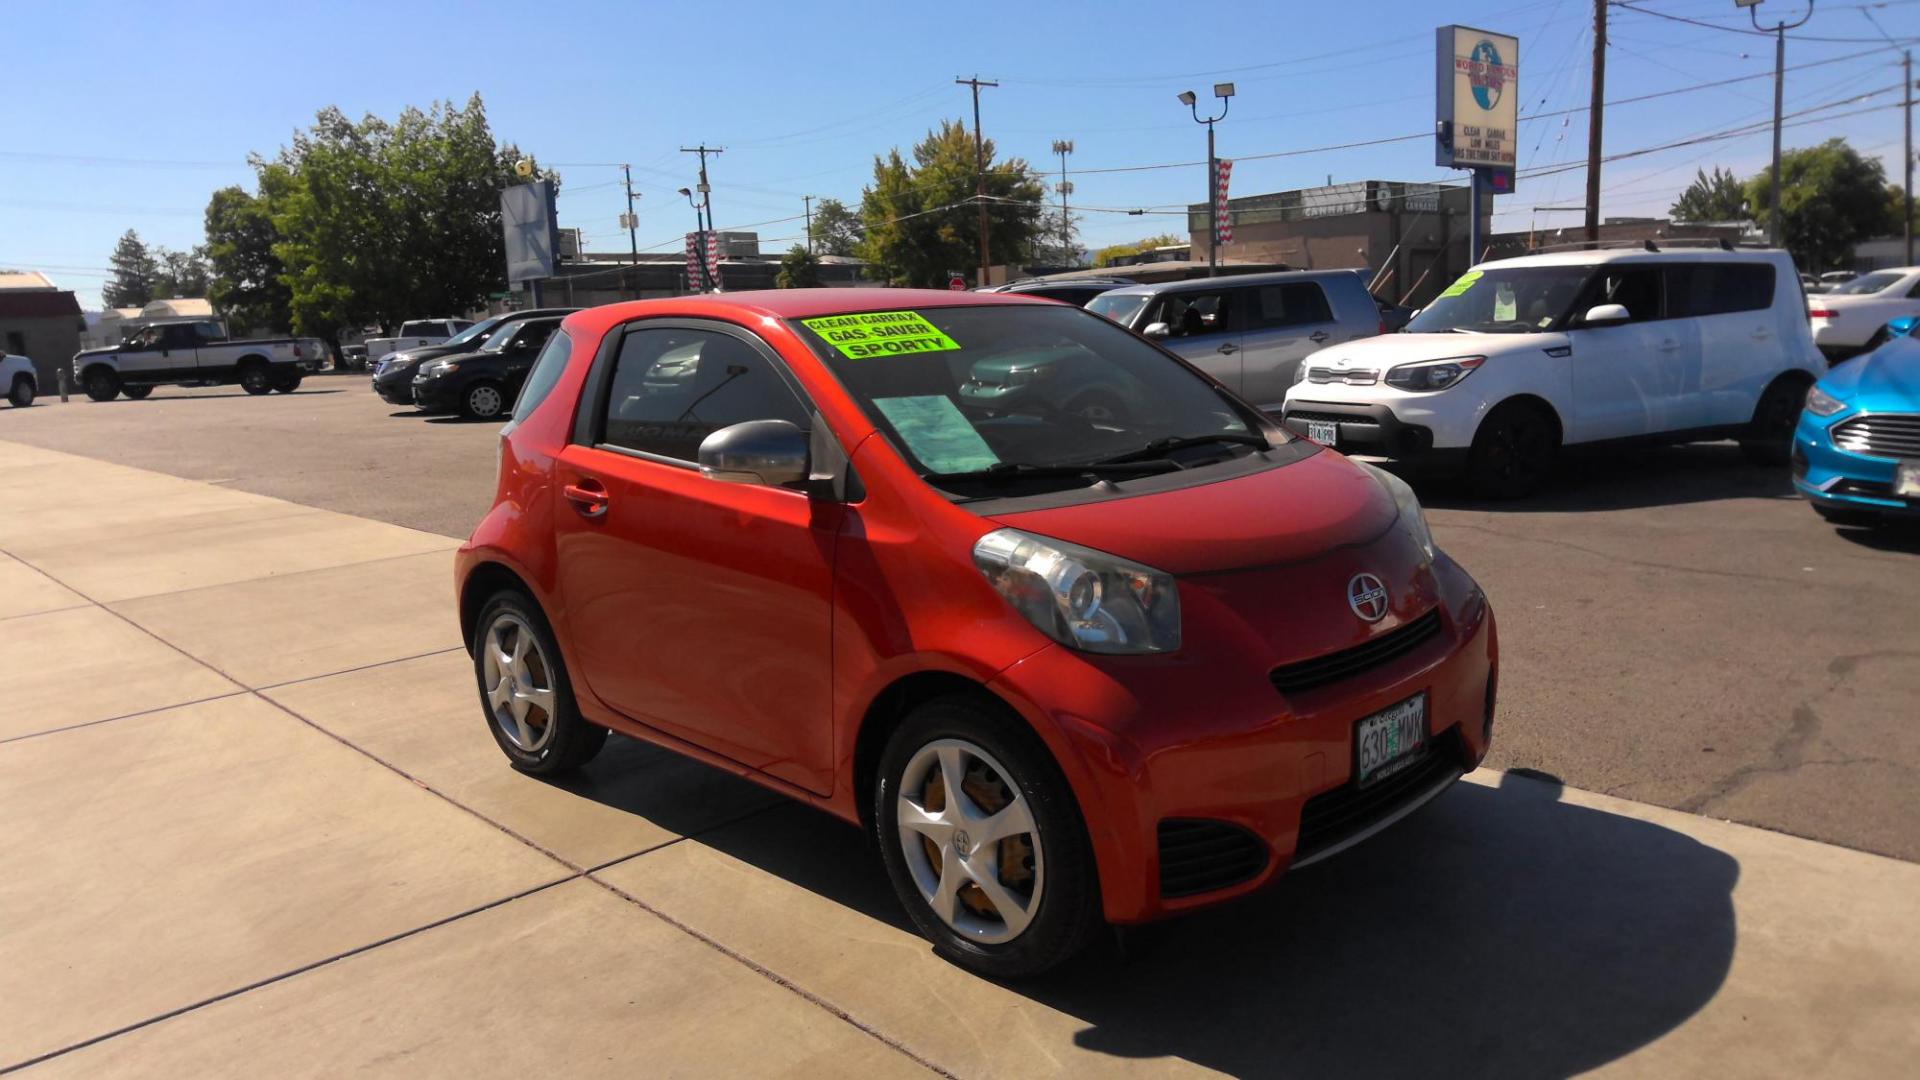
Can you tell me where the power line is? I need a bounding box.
[1612,0,1920,43]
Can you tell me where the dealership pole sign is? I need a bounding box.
[1435,25,1518,179]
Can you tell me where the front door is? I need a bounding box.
[118,324,196,381]
[552,321,839,795]
[1565,266,1679,442]
[1150,288,1243,392]
[1237,280,1343,410]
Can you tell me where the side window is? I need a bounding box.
[1156,291,1234,338]
[161,324,198,349]
[1905,278,1920,300]
[511,329,572,423]
[1577,268,1662,323]
[1666,264,1775,317]
[1248,283,1334,329]
[513,322,556,352]
[598,327,810,462]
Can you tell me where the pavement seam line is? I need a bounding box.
[251,645,469,692]
[0,600,92,624]
[585,873,958,1079]
[0,874,583,1076]
[0,689,253,745]
[89,543,460,606]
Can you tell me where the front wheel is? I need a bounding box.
[1466,401,1559,499]
[1742,377,1808,466]
[461,380,508,421]
[84,368,121,402]
[874,697,1101,979]
[472,589,607,775]
[8,376,34,407]
[120,384,153,400]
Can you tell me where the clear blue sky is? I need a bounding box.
[6,0,1916,308]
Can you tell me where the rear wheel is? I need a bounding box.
[120,384,153,400]
[1742,376,1808,466]
[238,362,273,395]
[8,375,34,408]
[461,380,507,421]
[1466,400,1559,499]
[83,367,121,402]
[271,371,303,394]
[874,696,1101,979]
[472,589,607,775]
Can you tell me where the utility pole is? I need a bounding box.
[622,164,640,300]
[803,195,815,256]
[1051,140,1074,265]
[1742,0,1815,247]
[1906,50,1914,264]
[1585,0,1606,243]
[957,76,998,286]
[680,144,723,248]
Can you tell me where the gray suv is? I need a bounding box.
[1086,270,1384,412]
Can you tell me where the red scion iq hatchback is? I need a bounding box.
[455,289,1498,978]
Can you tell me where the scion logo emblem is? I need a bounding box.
[1348,573,1389,622]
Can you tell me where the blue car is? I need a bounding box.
[1793,316,1920,525]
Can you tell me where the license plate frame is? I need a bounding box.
[1896,460,1920,498]
[1355,692,1429,788]
[1306,419,1339,446]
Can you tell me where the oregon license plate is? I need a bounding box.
[1896,460,1920,498]
[1306,420,1338,445]
[1356,693,1428,787]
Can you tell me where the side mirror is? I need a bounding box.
[1581,303,1631,326]
[1888,316,1918,339]
[1142,321,1171,339]
[698,419,810,488]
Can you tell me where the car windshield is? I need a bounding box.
[442,317,504,347]
[1406,265,1593,333]
[789,304,1267,496]
[1830,271,1904,295]
[1084,292,1151,326]
[480,322,522,351]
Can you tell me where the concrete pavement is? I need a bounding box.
[2,436,1917,1077]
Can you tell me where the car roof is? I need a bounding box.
[1095,269,1361,298]
[1476,247,1789,271]
[554,288,1057,344]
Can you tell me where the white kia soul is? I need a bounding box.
[1280,245,1823,497]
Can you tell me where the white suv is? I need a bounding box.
[1280,245,1821,497]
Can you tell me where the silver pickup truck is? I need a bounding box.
[71,319,327,401]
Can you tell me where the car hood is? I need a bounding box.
[1305,330,1567,369]
[1822,338,1920,406]
[987,447,1400,577]
[73,344,123,360]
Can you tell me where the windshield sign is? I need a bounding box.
[1407,265,1591,333]
[790,304,1266,494]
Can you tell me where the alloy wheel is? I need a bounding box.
[895,738,1044,945]
[481,612,556,753]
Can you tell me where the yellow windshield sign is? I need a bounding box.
[1437,270,1483,299]
[801,310,961,359]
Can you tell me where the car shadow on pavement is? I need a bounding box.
[88,389,345,403]
[653,767,1738,1078]
[1829,520,1920,555]
[1406,442,1796,513]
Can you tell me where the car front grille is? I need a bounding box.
[1294,727,1462,866]
[1270,609,1444,695]
[1831,413,1920,458]
[1283,409,1381,430]
[1158,818,1271,899]
[1305,367,1380,385]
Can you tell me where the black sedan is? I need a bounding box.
[371,307,576,406]
[410,316,563,419]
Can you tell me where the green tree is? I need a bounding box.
[1670,166,1748,223]
[102,230,157,308]
[1884,182,1916,236]
[857,120,1045,287]
[204,184,294,332]
[809,197,861,256]
[1092,233,1182,268]
[150,245,212,300]
[776,244,821,288]
[1746,139,1890,271]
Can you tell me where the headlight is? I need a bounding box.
[1293,363,1310,384]
[1361,463,1435,562]
[421,359,457,376]
[972,528,1180,654]
[1803,384,1847,417]
[1384,355,1485,391]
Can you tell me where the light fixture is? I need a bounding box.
[677,187,691,197]
[1177,90,1197,106]
[1214,82,1236,99]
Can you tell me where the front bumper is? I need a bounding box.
[410,374,460,413]
[372,373,416,406]
[1280,399,1468,467]
[1793,414,1920,518]
[989,551,1496,924]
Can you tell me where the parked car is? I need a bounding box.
[1808,266,1920,363]
[990,277,1136,306]
[1281,246,1822,497]
[454,289,1497,977]
[410,315,564,419]
[340,344,369,371]
[364,317,475,365]
[1794,314,1920,526]
[1085,270,1384,413]
[70,319,326,400]
[3,350,36,407]
[1817,270,1858,293]
[372,309,577,407]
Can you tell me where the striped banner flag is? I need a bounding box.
[706,230,723,290]
[685,233,703,290]
[1215,159,1234,245]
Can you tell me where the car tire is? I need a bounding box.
[238,362,275,395]
[8,375,34,408]
[1466,400,1559,499]
[83,368,121,402]
[120,384,153,400]
[873,695,1101,979]
[1741,376,1808,466]
[471,588,607,776]
[1812,503,1879,528]
[272,372,303,394]
[461,380,508,421]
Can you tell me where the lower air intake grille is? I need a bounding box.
[1158,818,1270,899]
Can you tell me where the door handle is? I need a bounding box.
[1217,342,1239,354]
[1751,329,1773,340]
[562,481,609,519]
[1309,330,1331,343]
[1657,339,1681,352]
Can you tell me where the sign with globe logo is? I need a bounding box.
[1435,25,1519,170]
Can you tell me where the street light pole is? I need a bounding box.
[1180,85,1235,277]
[1906,49,1915,265]
[1739,0,1815,248]
[678,186,711,293]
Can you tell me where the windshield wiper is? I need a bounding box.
[1095,432,1269,465]
[925,460,1183,484]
